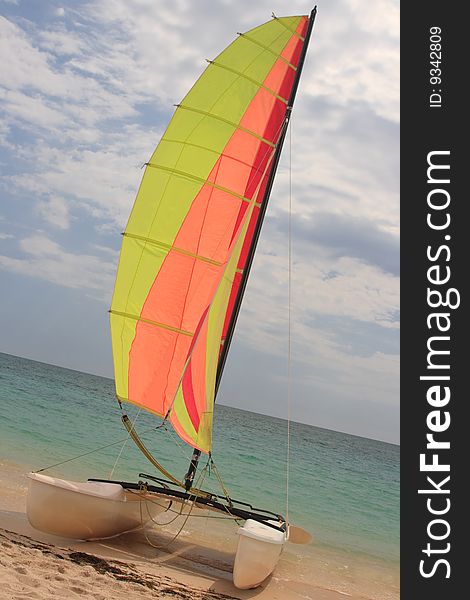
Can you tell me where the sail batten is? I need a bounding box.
[176,104,277,147]
[110,14,311,453]
[207,60,289,104]
[272,15,306,40]
[146,162,258,204]
[122,232,224,267]
[109,310,195,337]
[237,33,298,70]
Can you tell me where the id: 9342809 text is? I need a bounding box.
[429,26,442,109]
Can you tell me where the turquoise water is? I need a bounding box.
[0,352,399,565]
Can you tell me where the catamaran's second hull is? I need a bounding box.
[233,519,286,588]
[26,472,171,540]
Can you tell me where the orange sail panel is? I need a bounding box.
[110,15,309,453]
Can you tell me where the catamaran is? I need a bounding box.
[27,8,316,589]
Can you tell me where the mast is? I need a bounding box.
[183,8,317,490]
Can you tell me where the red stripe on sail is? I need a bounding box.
[181,305,210,430]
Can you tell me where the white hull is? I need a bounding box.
[26,473,171,540]
[233,519,286,589]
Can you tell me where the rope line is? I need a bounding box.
[128,489,240,521]
[286,118,293,527]
[34,422,167,474]
[210,457,233,507]
[109,408,141,479]
[136,460,210,549]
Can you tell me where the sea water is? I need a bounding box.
[0,352,399,597]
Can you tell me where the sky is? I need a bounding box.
[0,0,399,443]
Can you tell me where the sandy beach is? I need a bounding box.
[0,460,365,600]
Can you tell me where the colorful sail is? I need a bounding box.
[110,14,310,453]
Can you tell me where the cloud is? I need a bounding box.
[220,337,399,442]
[36,196,70,230]
[1,88,68,129]
[6,133,155,229]
[0,15,140,133]
[309,314,399,358]
[38,27,83,56]
[236,248,399,360]
[283,96,400,229]
[0,234,116,300]
[306,0,399,123]
[283,211,399,276]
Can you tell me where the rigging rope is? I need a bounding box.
[286,118,293,528]
[34,418,167,474]
[209,456,233,507]
[136,459,211,550]
[132,455,244,552]
[109,408,141,479]
[122,415,216,499]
